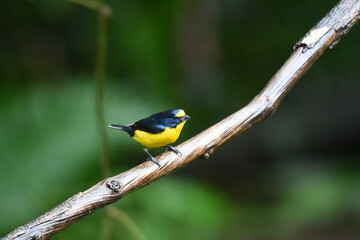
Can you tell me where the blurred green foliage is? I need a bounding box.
[1,0,360,239]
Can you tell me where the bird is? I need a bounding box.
[109,109,190,167]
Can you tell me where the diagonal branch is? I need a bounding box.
[3,0,360,239]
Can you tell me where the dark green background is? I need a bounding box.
[1,0,360,239]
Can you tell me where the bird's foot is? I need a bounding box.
[147,156,162,168]
[165,145,182,157]
[143,147,162,168]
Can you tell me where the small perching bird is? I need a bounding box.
[109,109,190,167]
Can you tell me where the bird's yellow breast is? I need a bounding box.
[132,121,186,148]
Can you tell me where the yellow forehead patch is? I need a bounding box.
[175,109,185,118]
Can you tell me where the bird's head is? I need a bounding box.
[163,109,190,128]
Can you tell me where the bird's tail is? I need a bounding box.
[108,124,135,136]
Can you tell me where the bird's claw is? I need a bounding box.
[147,157,162,168]
[165,145,182,157]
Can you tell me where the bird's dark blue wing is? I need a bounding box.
[132,113,166,134]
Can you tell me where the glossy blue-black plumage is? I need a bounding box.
[133,109,183,134]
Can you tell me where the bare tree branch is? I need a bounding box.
[3,0,360,239]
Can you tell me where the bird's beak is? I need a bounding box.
[180,115,191,122]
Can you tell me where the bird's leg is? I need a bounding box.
[165,145,182,157]
[143,148,162,167]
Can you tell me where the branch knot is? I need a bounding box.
[106,179,122,193]
[31,233,42,240]
[203,146,215,160]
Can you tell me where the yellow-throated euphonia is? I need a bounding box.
[109,109,190,167]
